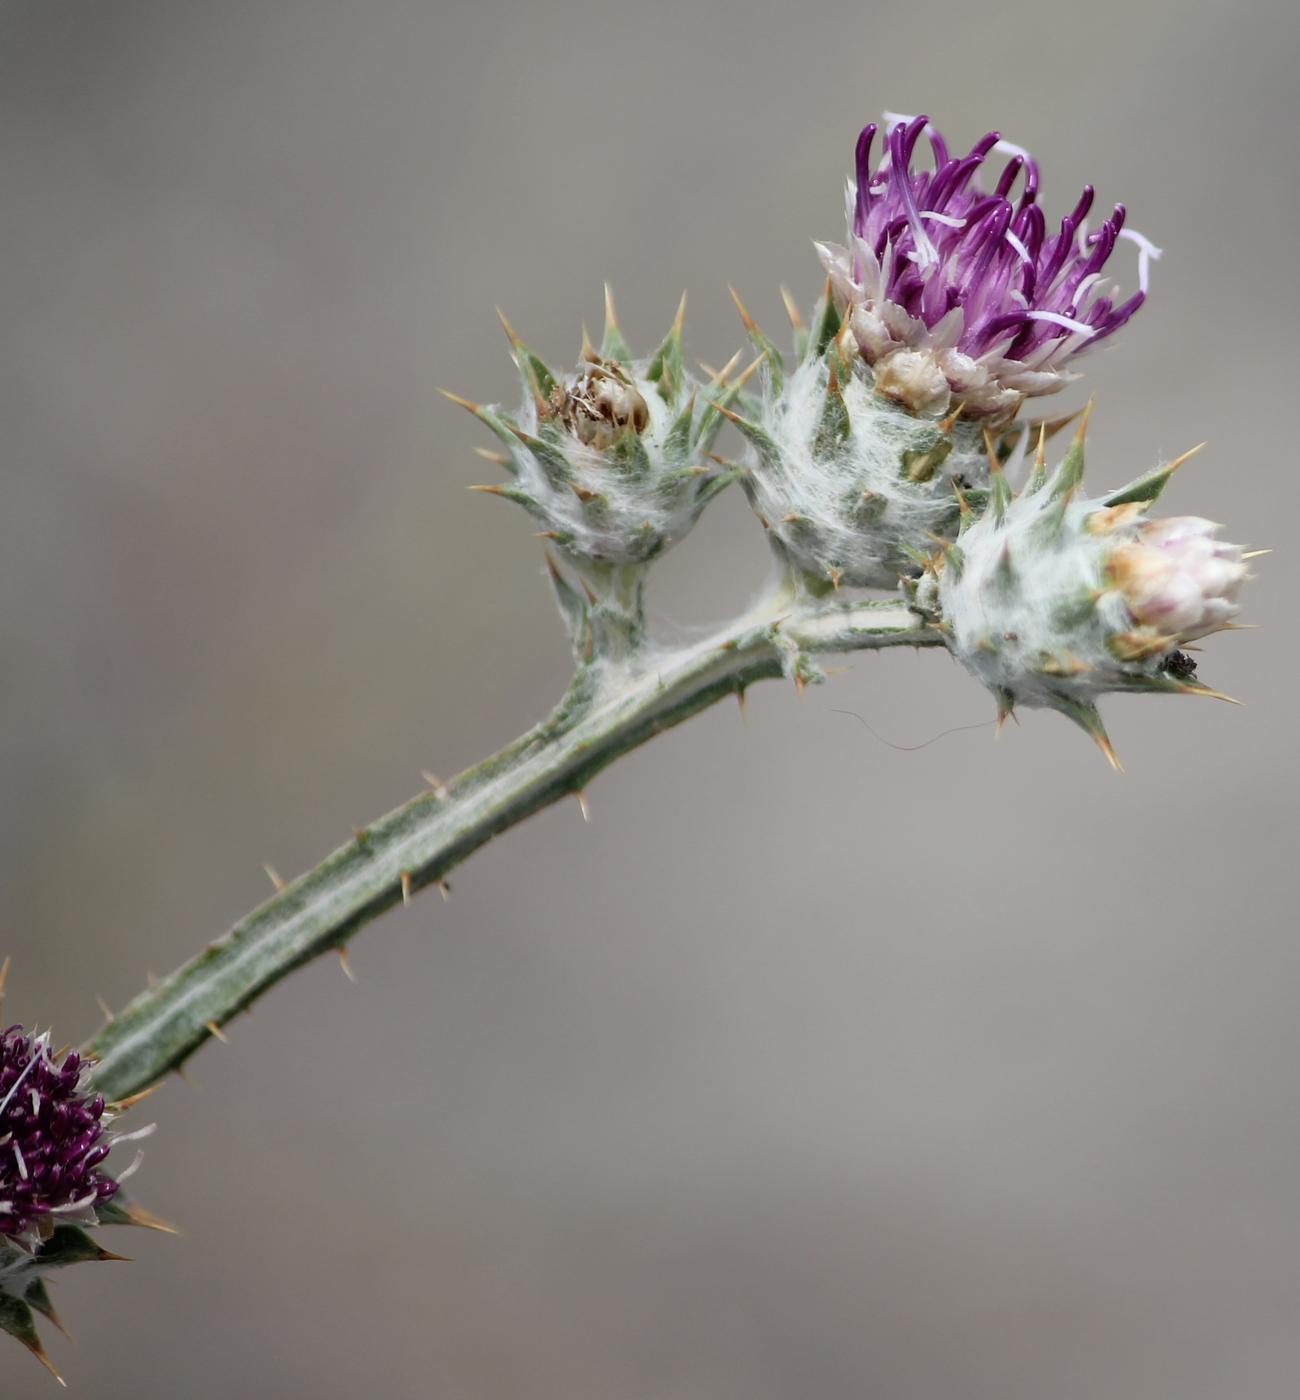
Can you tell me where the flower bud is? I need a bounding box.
[1105,517,1246,639]
[445,290,744,572]
[905,416,1254,766]
[719,284,1000,592]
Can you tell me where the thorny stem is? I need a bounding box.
[83,587,942,1102]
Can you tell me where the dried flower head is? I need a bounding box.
[818,114,1156,418]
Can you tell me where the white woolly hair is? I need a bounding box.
[501,360,707,565]
[747,354,990,590]
[936,490,1138,709]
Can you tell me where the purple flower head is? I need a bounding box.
[817,114,1158,418]
[1,1026,122,1250]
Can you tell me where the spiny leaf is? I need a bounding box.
[729,286,785,396]
[1048,398,1093,499]
[496,309,557,403]
[1051,695,1123,772]
[599,284,633,365]
[644,292,687,399]
[806,278,841,362]
[0,1294,63,1383]
[1102,442,1206,507]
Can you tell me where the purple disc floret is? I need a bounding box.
[1,1025,117,1246]
[818,114,1158,417]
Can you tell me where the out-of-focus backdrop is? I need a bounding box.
[3,2,1298,1396]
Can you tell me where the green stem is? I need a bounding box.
[84,591,941,1102]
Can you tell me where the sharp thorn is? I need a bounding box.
[603,282,619,331]
[474,446,510,465]
[421,771,450,800]
[1164,440,1207,476]
[1241,549,1270,560]
[1073,395,1095,445]
[262,862,285,892]
[121,1202,182,1235]
[728,285,757,332]
[437,880,451,902]
[437,388,480,413]
[671,290,688,336]
[336,947,357,983]
[574,790,591,823]
[400,870,412,906]
[495,305,521,347]
[736,687,749,722]
[580,322,597,361]
[466,483,506,495]
[109,1082,164,1112]
[203,1020,228,1045]
[779,285,805,331]
[95,996,115,1024]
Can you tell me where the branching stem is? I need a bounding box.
[84,587,940,1102]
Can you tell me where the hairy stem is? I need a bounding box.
[84,590,940,1101]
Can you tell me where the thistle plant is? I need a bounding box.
[4,114,1261,1381]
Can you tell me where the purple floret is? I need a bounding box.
[1,1026,117,1244]
[820,115,1156,415]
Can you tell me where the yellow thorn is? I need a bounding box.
[580,322,597,361]
[121,1202,182,1235]
[981,426,1003,477]
[1241,549,1271,560]
[25,1335,65,1386]
[437,880,451,902]
[474,446,509,465]
[574,790,591,823]
[706,398,746,428]
[734,353,765,389]
[262,862,285,892]
[437,387,481,413]
[1179,685,1242,704]
[204,1020,228,1044]
[1093,731,1125,773]
[1034,420,1047,475]
[579,577,599,605]
[110,1082,164,1112]
[96,995,115,1024]
[466,483,507,495]
[1073,395,1095,445]
[40,1295,73,1341]
[828,567,843,590]
[421,771,450,800]
[951,479,970,517]
[701,349,744,385]
[780,285,805,331]
[337,947,357,983]
[400,870,412,906]
[603,282,619,332]
[1163,440,1207,476]
[671,290,688,337]
[938,403,965,435]
[495,305,521,347]
[728,285,757,332]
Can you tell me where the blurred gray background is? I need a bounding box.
[2,1,1298,1396]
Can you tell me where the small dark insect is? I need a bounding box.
[1160,649,1198,679]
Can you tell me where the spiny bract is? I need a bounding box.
[445,288,751,571]
[905,410,1253,768]
[719,282,1039,593]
